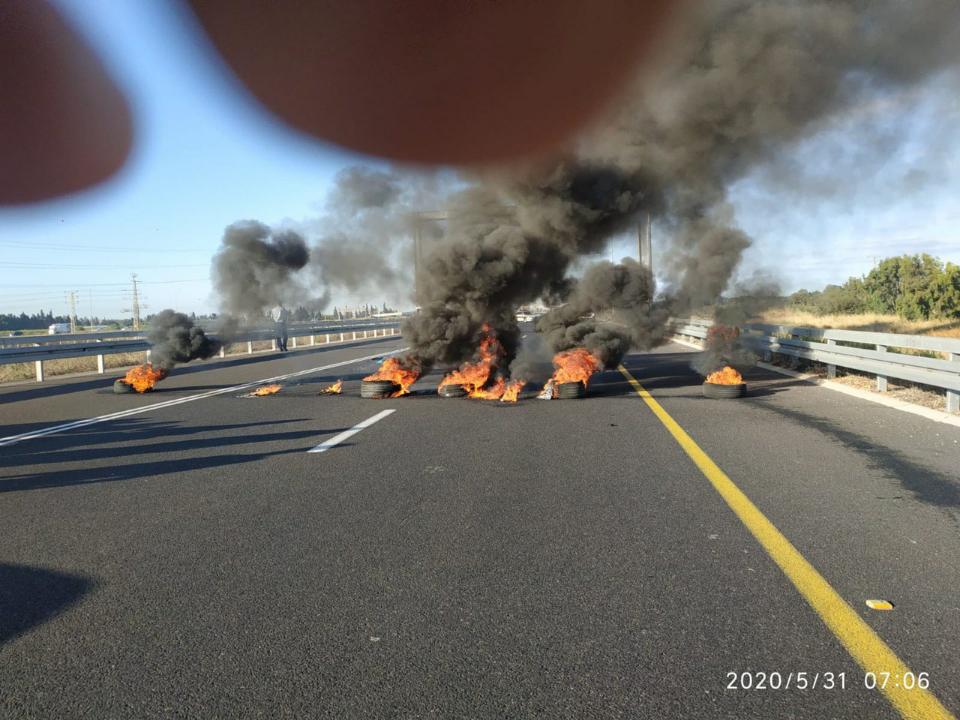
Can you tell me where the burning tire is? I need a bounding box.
[556,381,587,399]
[361,379,401,399]
[702,382,746,399]
[438,383,467,398]
[113,379,134,394]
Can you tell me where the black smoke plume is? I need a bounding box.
[536,258,668,368]
[147,309,220,370]
[404,0,960,371]
[212,221,311,320]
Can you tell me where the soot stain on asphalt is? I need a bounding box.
[751,399,960,511]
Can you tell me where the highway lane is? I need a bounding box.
[0,336,406,438]
[1,340,958,718]
[621,346,960,715]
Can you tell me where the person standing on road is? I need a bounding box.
[271,303,289,352]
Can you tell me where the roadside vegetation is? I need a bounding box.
[775,254,960,325]
[699,254,960,414]
[752,308,960,340]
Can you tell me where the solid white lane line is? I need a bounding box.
[0,348,408,448]
[307,409,396,454]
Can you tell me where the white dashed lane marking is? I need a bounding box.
[307,409,396,454]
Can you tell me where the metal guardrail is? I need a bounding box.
[672,318,960,413]
[0,320,391,348]
[0,320,401,382]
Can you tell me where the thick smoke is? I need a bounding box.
[201,1,960,374]
[147,309,220,370]
[404,0,960,371]
[211,221,312,320]
[303,166,449,307]
[536,258,667,367]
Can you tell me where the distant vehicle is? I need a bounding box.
[48,323,71,335]
[8,330,23,336]
[516,312,534,322]
[372,311,402,318]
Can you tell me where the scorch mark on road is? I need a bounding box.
[307,409,396,454]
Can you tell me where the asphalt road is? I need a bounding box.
[1,336,959,719]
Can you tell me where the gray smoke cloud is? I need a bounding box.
[302,166,450,307]
[147,309,220,370]
[536,258,668,368]
[211,221,313,320]
[402,0,960,372]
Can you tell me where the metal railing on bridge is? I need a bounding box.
[0,320,401,382]
[672,318,960,413]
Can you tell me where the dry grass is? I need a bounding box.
[0,351,148,384]
[753,309,960,340]
[770,357,952,412]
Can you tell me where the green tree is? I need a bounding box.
[863,254,944,320]
[929,262,960,319]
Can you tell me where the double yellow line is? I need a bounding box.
[618,365,954,720]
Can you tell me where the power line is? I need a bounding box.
[0,278,209,288]
[0,262,208,269]
[0,240,208,254]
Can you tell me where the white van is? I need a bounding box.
[47,323,71,335]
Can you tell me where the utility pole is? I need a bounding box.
[130,273,141,330]
[638,212,653,272]
[66,290,79,333]
[413,211,448,304]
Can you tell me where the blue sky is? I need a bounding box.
[1,1,958,319]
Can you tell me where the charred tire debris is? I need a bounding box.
[113,379,135,394]
[556,381,587,399]
[702,381,746,399]
[438,383,468,398]
[360,380,401,399]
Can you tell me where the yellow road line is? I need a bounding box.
[618,365,954,720]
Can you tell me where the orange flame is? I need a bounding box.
[470,376,505,400]
[439,324,499,391]
[123,363,167,393]
[500,379,525,403]
[439,323,509,398]
[319,379,342,395]
[363,357,420,396]
[705,366,743,385]
[251,384,282,396]
[548,348,600,388]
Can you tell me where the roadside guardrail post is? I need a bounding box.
[247,341,253,355]
[340,332,345,342]
[875,344,888,391]
[826,338,837,379]
[292,336,298,349]
[35,360,44,382]
[96,339,105,374]
[948,352,959,413]
[271,339,277,351]
[310,335,316,346]
[219,346,226,358]
[325,333,331,344]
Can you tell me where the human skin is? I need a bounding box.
[1,0,674,204]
